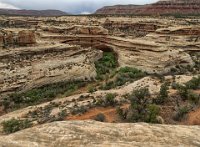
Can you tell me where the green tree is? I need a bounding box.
[155,83,169,104]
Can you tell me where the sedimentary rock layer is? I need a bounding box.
[43,33,193,74]
[95,0,200,15]
[0,30,36,49]
[0,44,101,96]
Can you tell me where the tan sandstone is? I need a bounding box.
[0,120,200,147]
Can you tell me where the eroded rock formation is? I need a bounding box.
[0,44,101,96]
[44,25,194,74]
[0,16,198,95]
[0,30,36,49]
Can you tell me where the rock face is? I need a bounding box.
[47,25,194,74]
[0,120,200,147]
[95,0,200,15]
[18,30,36,46]
[0,44,101,96]
[0,30,36,49]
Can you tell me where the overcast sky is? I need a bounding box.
[0,0,159,14]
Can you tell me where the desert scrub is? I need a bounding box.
[2,118,32,134]
[71,105,88,115]
[154,82,169,104]
[95,52,118,80]
[26,103,68,124]
[94,113,106,122]
[175,77,200,103]
[191,53,200,73]
[117,88,160,123]
[185,76,200,90]
[101,67,146,90]
[1,81,87,111]
[96,93,117,107]
[173,106,190,121]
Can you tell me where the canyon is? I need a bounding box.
[0,11,199,146]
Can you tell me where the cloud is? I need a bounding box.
[0,0,159,13]
[81,11,91,15]
[0,2,19,9]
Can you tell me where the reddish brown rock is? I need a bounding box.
[17,30,36,46]
[95,0,200,15]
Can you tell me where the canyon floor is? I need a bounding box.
[0,15,199,146]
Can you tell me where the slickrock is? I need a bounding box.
[0,120,200,147]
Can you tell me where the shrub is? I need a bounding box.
[104,93,117,106]
[95,52,118,80]
[71,106,88,115]
[95,93,117,107]
[173,106,190,121]
[185,76,200,90]
[94,113,106,122]
[2,118,32,134]
[116,107,128,120]
[95,99,104,106]
[128,88,151,122]
[117,89,160,123]
[116,67,146,86]
[188,92,200,104]
[155,83,169,104]
[101,67,146,90]
[146,104,160,123]
[56,110,67,121]
[177,85,189,101]
[88,86,97,93]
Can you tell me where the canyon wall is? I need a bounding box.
[95,0,200,15]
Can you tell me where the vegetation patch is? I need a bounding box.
[175,76,200,103]
[173,106,190,121]
[117,88,160,123]
[1,81,87,112]
[26,102,67,124]
[94,113,106,122]
[154,82,169,104]
[101,67,146,90]
[2,118,33,134]
[96,93,117,107]
[95,52,118,80]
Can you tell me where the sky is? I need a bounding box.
[0,0,159,14]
